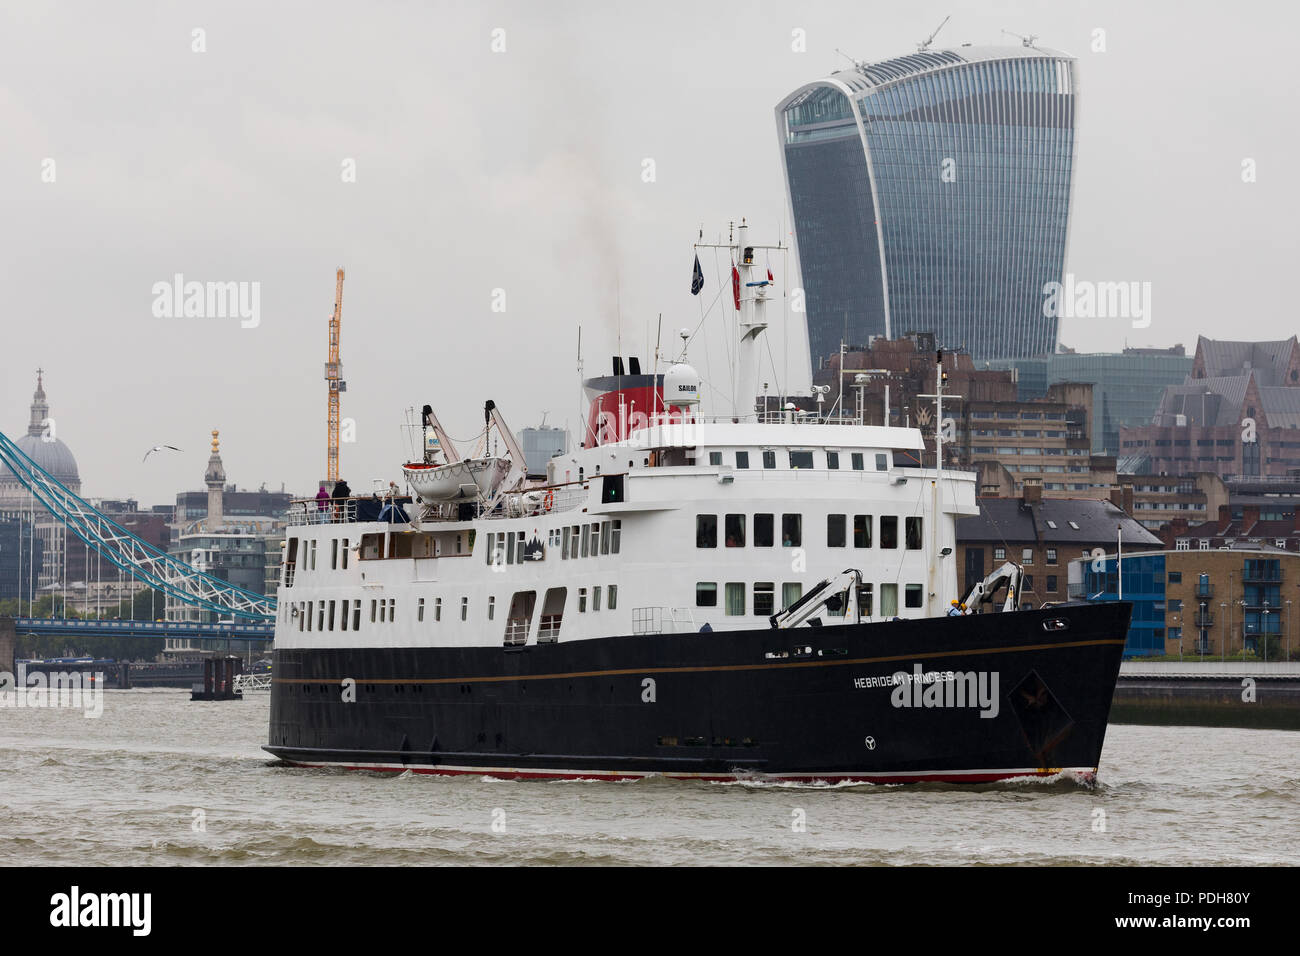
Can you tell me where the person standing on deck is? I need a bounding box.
[331,478,352,521]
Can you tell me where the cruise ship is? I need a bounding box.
[265,222,1131,783]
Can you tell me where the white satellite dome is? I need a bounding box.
[662,362,701,407]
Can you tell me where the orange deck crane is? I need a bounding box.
[325,268,346,484]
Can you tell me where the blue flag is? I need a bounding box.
[690,254,704,295]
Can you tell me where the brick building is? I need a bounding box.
[1075,547,1299,659]
[816,334,1115,497]
[1120,335,1300,479]
[955,482,1161,608]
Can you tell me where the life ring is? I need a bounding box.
[543,490,555,512]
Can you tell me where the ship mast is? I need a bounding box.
[694,219,783,420]
[919,349,960,615]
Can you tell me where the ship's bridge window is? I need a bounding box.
[725,583,745,615]
[857,583,873,617]
[762,450,776,469]
[827,451,840,469]
[725,514,746,547]
[851,453,865,470]
[880,583,898,617]
[696,514,718,548]
[789,450,814,469]
[905,517,923,550]
[854,515,872,548]
[284,538,298,587]
[827,514,846,548]
[735,451,750,469]
[781,514,802,547]
[754,513,774,547]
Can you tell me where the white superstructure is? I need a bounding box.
[275,221,979,653]
[278,420,977,652]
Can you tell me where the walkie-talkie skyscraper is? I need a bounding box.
[776,45,1077,367]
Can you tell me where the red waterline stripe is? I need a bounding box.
[278,759,1089,785]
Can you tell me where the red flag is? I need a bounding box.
[731,264,741,310]
[767,266,774,283]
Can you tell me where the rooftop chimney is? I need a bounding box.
[1022,480,1043,506]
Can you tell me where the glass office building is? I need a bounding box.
[777,46,1077,368]
[984,348,1194,454]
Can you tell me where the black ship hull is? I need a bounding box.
[264,602,1131,784]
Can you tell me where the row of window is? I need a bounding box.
[289,585,619,633]
[970,436,1070,445]
[971,410,1062,421]
[489,522,626,567]
[545,520,622,561]
[696,513,923,550]
[697,580,923,616]
[705,450,890,472]
[989,546,1059,565]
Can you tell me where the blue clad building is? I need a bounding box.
[777,45,1077,368]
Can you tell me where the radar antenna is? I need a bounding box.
[917,15,951,52]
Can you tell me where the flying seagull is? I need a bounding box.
[143,444,183,462]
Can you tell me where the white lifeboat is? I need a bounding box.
[402,457,507,503]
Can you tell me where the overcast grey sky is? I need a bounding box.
[3,0,1297,504]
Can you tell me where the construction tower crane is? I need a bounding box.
[325,268,346,484]
[917,15,950,52]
